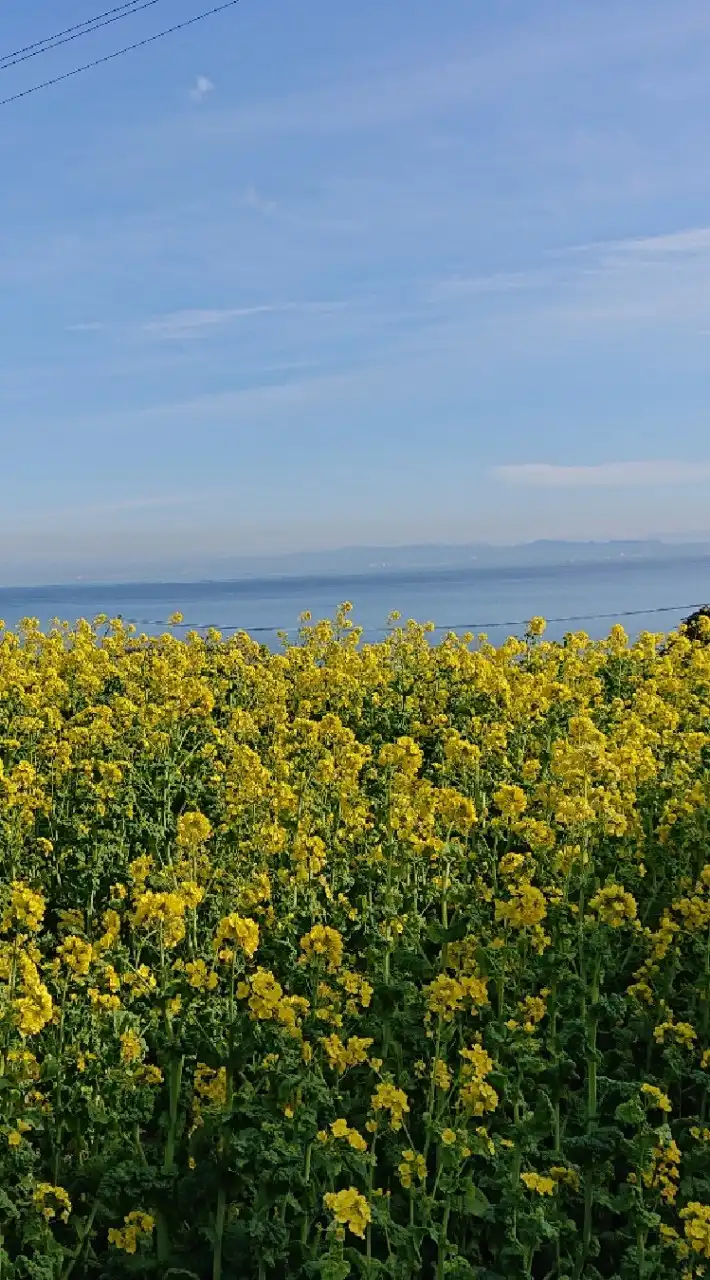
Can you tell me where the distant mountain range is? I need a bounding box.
[3,538,710,589]
[190,539,710,581]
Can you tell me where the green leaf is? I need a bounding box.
[463,1181,490,1217]
[442,919,469,943]
[615,1098,645,1127]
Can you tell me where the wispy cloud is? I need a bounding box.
[175,39,575,144]
[238,184,277,215]
[432,269,550,299]
[173,6,710,146]
[141,305,289,339]
[189,75,214,103]
[80,491,218,515]
[140,300,350,340]
[608,227,710,257]
[425,221,710,345]
[493,461,710,488]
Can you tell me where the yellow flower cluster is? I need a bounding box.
[398,1147,427,1188]
[300,924,344,972]
[521,1171,556,1196]
[108,1210,155,1253]
[0,608,709,1276]
[680,1203,710,1258]
[588,884,638,928]
[323,1187,371,1239]
[328,1117,368,1151]
[371,1082,410,1131]
[33,1183,72,1222]
[215,913,260,959]
[458,1044,499,1115]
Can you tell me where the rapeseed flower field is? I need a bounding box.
[1,604,710,1278]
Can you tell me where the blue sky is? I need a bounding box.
[4,0,710,575]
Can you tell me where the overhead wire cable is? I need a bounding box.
[115,599,710,634]
[0,0,166,69]
[0,0,167,72]
[0,0,240,107]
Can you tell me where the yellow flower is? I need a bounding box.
[432,1058,452,1090]
[370,1082,410,1131]
[176,810,212,847]
[184,958,219,991]
[495,882,547,929]
[654,1020,697,1048]
[135,1063,163,1086]
[681,1203,710,1258]
[321,1034,373,1074]
[459,1044,498,1115]
[194,1063,227,1107]
[33,1183,72,1223]
[108,1211,155,1253]
[441,1127,457,1146]
[120,1028,143,1064]
[323,1188,371,1239]
[14,956,53,1036]
[58,934,93,977]
[640,1082,672,1113]
[493,785,527,820]
[128,855,153,886]
[300,924,344,972]
[527,616,546,637]
[329,1118,367,1151]
[549,1165,580,1190]
[132,891,188,948]
[520,1172,555,1196]
[425,972,489,1021]
[3,882,45,934]
[215,914,260,959]
[588,884,638,928]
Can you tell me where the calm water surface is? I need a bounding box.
[1,555,709,645]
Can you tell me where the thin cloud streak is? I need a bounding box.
[140,300,352,340]
[141,305,288,339]
[493,461,710,488]
[82,492,219,514]
[425,222,710,343]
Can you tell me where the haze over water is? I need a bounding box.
[1,552,709,644]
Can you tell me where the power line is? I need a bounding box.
[0,0,240,107]
[116,600,709,635]
[1,0,163,66]
[0,0,166,72]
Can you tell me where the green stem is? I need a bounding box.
[213,1187,227,1280]
[586,955,601,1134]
[213,1065,234,1280]
[164,1054,184,1173]
[636,1223,647,1278]
[52,976,70,1185]
[366,1131,377,1261]
[436,1202,450,1279]
[61,1201,99,1280]
[157,1053,184,1265]
[423,1020,442,1165]
[577,953,601,1280]
[578,1174,594,1280]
